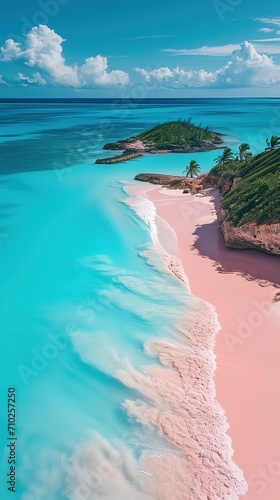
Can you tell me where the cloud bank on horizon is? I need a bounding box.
[1,24,280,90]
[136,42,280,88]
[0,25,129,88]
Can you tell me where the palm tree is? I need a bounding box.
[265,135,280,150]
[183,160,201,178]
[215,146,234,166]
[238,143,251,162]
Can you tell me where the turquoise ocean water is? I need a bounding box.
[0,99,279,499]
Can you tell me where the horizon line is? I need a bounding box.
[1,97,280,101]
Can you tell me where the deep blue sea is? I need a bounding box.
[0,98,279,499]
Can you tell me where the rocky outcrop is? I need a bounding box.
[105,138,221,155]
[135,173,208,193]
[202,175,240,195]
[96,150,143,164]
[217,208,280,256]
[135,172,236,195]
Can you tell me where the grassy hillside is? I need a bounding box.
[137,119,222,149]
[221,149,280,226]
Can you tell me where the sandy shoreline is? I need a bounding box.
[141,184,280,499]
[122,182,246,499]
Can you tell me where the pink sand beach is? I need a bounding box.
[142,184,280,500]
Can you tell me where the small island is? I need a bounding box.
[95,119,223,164]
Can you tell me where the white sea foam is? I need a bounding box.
[115,181,248,499]
[123,183,190,289]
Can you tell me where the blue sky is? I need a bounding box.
[1,0,280,96]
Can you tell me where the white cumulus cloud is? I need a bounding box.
[135,66,216,87]
[17,72,47,86]
[217,41,280,86]
[258,28,274,33]
[136,42,280,89]
[0,25,129,88]
[79,56,128,86]
[1,39,23,61]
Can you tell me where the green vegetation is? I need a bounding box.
[265,135,280,151]
[215,146,235,166]
[136,119,222,149]
[210,150,242,181]
[183,160,201,178]
[237,143,252,162]
[135,133,279,230]
[215,144,280,226]
[209,143,253,181]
